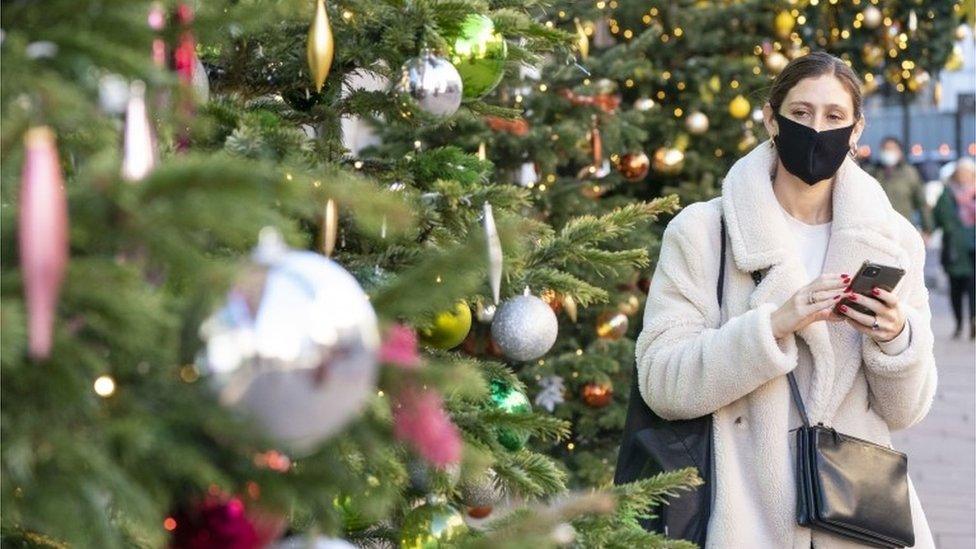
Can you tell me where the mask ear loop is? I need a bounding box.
[849,142,858,159]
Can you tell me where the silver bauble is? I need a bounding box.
[685,111,709,135]
[460,469,503,507]
[490,293,558,361]
[199,228,380,455]
[396,50,463,118]
[862,5,882,29]
[273,537,356,549]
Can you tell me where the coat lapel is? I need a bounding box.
[722,140,911,423]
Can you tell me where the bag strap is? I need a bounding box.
[719,215,811,429]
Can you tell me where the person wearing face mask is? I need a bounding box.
[867,137,933,238]
[932,157,976,339]
[628,52,936,548]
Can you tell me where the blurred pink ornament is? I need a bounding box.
[121,80,156,181]
[148,2,166,30]
[393,386,462,468]
[379,323,421,369]
[19,127,69,360]
[168,492,285,549]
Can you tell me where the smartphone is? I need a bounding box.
[835,260,906,317]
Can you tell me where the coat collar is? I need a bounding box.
[721,140,910,422]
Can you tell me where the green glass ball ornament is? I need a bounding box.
[448,14,508,101]
[399,502,468,548]
[489,380,531,451]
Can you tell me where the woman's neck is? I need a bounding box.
[771,160,834,224]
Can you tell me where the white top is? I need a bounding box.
[775,199,832,282]
[775,199,911,354]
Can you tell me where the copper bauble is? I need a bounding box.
[581,382,613,408]
[616,151,650,182]
[595,310,629,340]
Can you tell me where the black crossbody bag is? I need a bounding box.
[617,215,915,547]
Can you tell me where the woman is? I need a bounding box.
[932,157,976,339]
[635,52,937,548]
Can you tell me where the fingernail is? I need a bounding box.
[849,295,858,301]
[833,295,841,300]
[841,274,850,279]
[839,305,848,312]
[871,288,880,295]
[844,286,851,292]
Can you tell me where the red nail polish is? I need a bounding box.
[833,295,841,300]
[839,305,848,312]
[849,294,857,301]
[842,274,850,279]
[871,288,880,295]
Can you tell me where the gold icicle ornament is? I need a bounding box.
[307,0,335,93]
[321,198,338,256]
[574,18,589,60]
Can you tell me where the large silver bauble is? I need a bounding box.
[396,50,463,118]
[490,294,558,361]
[273,537,356,549]
[199,230,380,454]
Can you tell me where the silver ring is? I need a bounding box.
[871,319,880,330]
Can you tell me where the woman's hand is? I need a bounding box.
[770,273,851,339]
[836,286,907,342]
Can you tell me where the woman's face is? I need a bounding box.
[763,74,865,143]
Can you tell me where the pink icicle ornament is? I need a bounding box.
[19,127,69,360]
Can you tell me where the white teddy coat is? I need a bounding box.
[635,141,937,548]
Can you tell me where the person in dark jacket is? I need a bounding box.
[869,136,934,235]
[933,157,976,339]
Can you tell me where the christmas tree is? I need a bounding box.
[0,0,699,548]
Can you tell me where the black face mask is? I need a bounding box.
[773,112,855,185]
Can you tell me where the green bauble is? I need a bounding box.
[448,14,508,101]
[399,502,468,548]
[489,380,531,451]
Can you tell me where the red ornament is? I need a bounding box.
[616,151,650,182]
[19,127,68,360]
[467,506,493,519]
[581,382,613,408]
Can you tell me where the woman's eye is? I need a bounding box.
[792,111,809,118]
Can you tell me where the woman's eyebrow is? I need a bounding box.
[786,100,849,111]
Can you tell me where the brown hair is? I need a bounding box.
[767,51,863,119]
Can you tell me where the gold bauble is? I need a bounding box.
[774,10,795,39]
[861,43,885,67]
[708,75,722,93]
[728,95,751,119]
[418,301,472,350]
[946,44,964,71]
[738,131,758,152]
[307,0,335,92]
[652,147,685,175]
[617,294,641,316]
